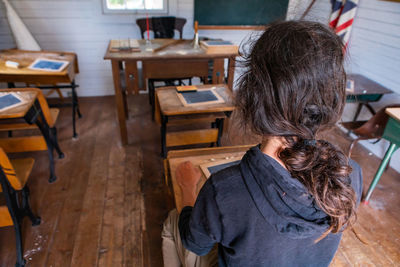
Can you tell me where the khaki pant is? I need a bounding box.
[162,209,218,267]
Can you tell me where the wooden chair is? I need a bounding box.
[0,148,41,267]
[136,17,187,39]
[341,104,400,157]
[0,88,64,182]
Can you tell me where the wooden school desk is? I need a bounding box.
[155,84,235,157]
[363,107,400,204]
[0,89,64,182]
[104,39,238,145]
[346,74,393,121]
[164,145,252,212]
[0,49,82,137]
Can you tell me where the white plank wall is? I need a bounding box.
[0,0,179,95]
[0,0,399,171]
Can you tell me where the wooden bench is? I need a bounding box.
[0,148,41,266]
[155,85,235,157]
[0,88,64,182]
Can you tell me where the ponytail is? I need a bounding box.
[279,138,357,241]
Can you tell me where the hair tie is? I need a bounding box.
[303,139,317,147]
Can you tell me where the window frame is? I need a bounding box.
[102,0,168,14]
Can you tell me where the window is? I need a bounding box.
[103,0,167,13]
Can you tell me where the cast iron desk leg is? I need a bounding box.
[216,118,224,147]
[25,101,64,183]
[71,80,81,138]
[0,173,25,267]
[161,115,168,158]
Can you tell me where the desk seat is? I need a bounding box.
[0,108,59,132]
[0,158,34,193]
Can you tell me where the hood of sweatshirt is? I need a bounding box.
[239,146,330,239]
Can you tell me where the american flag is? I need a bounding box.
[329,0,359,48]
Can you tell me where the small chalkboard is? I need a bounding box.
[177,89,225,107]
[0,93,25,112]
[28,58,69,72]
[200,158,241,178]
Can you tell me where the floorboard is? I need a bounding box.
[0,95,398,266]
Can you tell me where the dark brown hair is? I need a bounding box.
[236,21,357,240]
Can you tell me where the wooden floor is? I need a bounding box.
[0,95,399,266]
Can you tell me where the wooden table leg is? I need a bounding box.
[212,58,225,84]
[227,56,236,89]
[111,60,128,145]
[363,143,398,204]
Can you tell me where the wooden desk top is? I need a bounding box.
[0,49,79,83]
[347,73,393,96]
[386,108,400,122]
[156,84,235,116]
[166,145,252,212]
[0,90,37,119]
[104,39,238,60]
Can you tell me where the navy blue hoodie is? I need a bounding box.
[179,146,363,266]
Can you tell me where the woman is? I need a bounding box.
[162,20,363,267]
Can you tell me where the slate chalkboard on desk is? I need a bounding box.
[0,93,25,112]
[194,0,289,29]
[200,158,241,178]
[176,89,225,107]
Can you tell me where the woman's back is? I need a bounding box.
[180,146,363,266]
[165,20,362,267]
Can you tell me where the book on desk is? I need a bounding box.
[200,40,238,54]
[109,39,141,52]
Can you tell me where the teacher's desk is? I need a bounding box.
[104,39,238,145]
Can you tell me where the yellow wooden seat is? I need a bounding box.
[0,158,35,193]
[0,108,59,132]
[0,148,40,266]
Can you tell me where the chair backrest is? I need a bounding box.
[0,148,23,191]
[353,104,400,138]
[0,165,15,227]
[136,17,186,39]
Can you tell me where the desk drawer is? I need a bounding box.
[143,60,209,79]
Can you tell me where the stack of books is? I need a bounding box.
[109,39,141,52]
